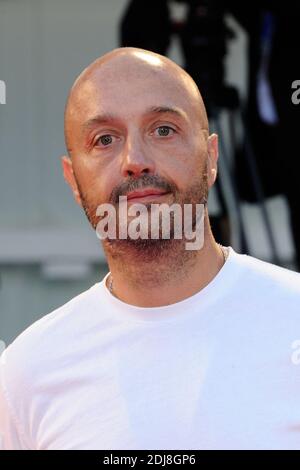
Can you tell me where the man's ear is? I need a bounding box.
[61,155,82,207]
[207,133,219,188]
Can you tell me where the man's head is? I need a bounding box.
[62,47,218,258]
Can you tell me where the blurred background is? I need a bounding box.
[0,0,299,346]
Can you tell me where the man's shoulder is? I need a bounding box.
[231,250,300,311]
[0,282,101,384]
[14,282,99,340]
[234,249,300,291]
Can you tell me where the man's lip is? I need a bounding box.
[125,189,170,200]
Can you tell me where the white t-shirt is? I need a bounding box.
[1,246,300,450]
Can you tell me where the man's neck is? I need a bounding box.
[103,223,226,308]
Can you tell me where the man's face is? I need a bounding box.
[62,54,217,250]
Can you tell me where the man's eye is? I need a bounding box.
[154,126,176,137]
[95,134,114,147]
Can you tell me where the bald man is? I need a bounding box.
[0,48,300,450]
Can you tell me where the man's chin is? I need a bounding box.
[103,235,184,260]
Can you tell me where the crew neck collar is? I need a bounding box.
[95,246,243,323]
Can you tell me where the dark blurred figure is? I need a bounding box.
[230,2,300,270]
[176,0,237,115]
[120,0,172,55]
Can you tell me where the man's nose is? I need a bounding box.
[121,134,155,178]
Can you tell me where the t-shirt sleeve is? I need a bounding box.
[0,351,30,450]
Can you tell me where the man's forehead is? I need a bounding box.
[64,48,209,143]
[71,63,192,107]
[68,72,201,127]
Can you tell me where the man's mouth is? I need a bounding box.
[125,189,170,202]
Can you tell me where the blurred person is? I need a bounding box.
[0,48,300,450]
[120,0,171,55]
[230,2,300,270]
